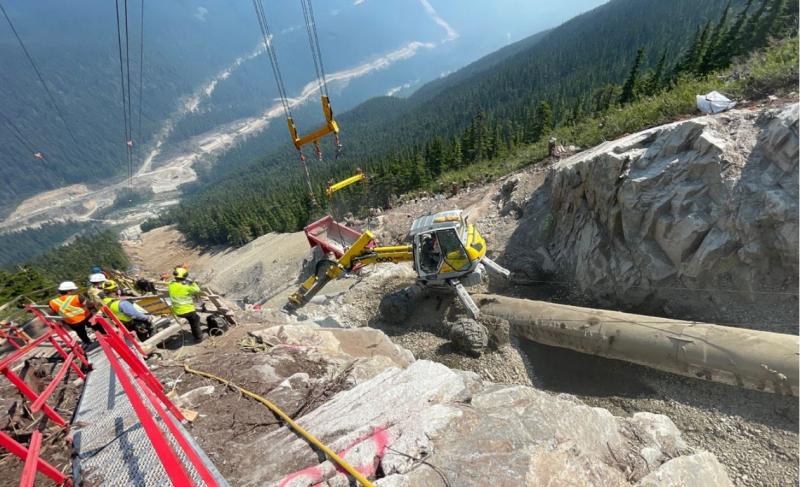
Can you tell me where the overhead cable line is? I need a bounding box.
[0,109,45,161]
[124,0,134,189]
[252,0,318,204]
[114,0,134,189]
[252,0,292,119]
[136,0,145,171]
[0,0,84,161]
[300,0,324,97]
[302,0,329,97]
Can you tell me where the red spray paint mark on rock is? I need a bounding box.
[278,426,389,486]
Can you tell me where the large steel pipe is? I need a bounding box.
[473,294,799,395]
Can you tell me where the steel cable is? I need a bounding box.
[300,0,324,97]
[136,0,145,171]
[306,0,329,97]
[0,109,38,156]
[0,0,85,162]
[115,0,132,186]
[124,0,134,188]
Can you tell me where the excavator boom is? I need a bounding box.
[288,227,413,307]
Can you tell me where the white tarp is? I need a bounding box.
[696,91,736,114]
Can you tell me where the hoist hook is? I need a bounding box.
[335,134,344,159]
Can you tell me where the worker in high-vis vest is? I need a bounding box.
[169,266,204,341]
[49,281,94,345]
[101,280,154,341]
[87,272,107,309]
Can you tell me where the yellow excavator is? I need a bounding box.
[287,210,510,354]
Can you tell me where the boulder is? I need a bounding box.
[228,360,730,486]
[508,104,799,326]
[249,324,342,352]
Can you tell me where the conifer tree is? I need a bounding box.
[620,47,646,103]
[643,50,669,96]
[426,136,445,176]
[752,0,788,49]
[451,136,462,169]
[533,101,553,140]
[740,0,770,53]
[701,2,732,74]
[677,25,703,75]
[715,0,755,67]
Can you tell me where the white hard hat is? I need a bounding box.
[58,281,78,292]
[89,273,107,283]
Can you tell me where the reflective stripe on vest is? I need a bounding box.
[103,297,132,322]
[50,295,90,324]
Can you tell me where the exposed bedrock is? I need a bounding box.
[232,358,731,486]
[506,104,799,329]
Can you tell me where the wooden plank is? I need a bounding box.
[202,293,237,326]
[180,408,199,422]
[140,323,182,354]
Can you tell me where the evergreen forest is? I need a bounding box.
[147,0,798,246]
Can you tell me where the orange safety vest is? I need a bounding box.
[49,295,91,325]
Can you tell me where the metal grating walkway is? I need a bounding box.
[69,345,229,486]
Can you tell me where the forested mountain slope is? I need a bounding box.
[0,1,263,209]
[194,0,743,187]
[2,0,600,217]
[162,0,783,245]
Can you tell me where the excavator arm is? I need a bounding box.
[287,229,413,308]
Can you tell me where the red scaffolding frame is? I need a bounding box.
[0,323,30,349]
[1,303,222,486]
[0,307,87,486]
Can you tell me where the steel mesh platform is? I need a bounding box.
[69,344,228,486]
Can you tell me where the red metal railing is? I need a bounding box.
[19,430,43,487]
[1,304,220,486]
[0,307,86,486]
[0,324,29,349]
[93,315,220,486]
[0,430,70,486]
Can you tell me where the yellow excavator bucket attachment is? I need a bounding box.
[326,170,366,197]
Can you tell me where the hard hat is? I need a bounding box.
[102,280,119,292]
[58,281,78,292]
[91,267,102,274]
[173,267,188,279]
[89,273,106,283]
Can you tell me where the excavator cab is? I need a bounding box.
[409,210,485,283]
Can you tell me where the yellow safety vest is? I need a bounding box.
[49,295,91,325]
[169,281,200,315]
[103,297,131,323]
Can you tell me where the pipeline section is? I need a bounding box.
[473,294,799,395]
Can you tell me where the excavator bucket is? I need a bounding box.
[304,216,378,259]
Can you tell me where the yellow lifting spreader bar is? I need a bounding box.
[326,169,365,197]
[287,95,339,150]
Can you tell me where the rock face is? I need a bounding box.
[234,358,730,487]
[510,104,798,328]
